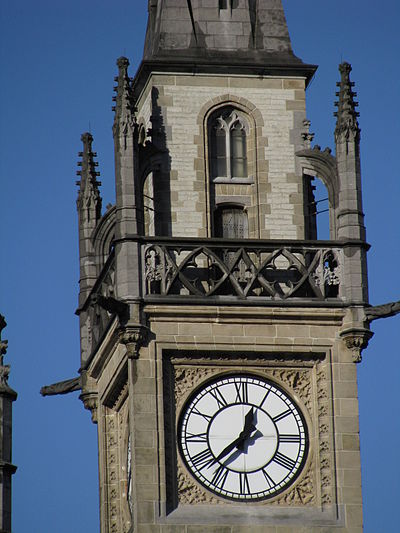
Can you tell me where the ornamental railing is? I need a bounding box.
[142,238,343,303]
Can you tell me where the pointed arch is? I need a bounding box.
[197,94,266,238]
[297,147,339,240]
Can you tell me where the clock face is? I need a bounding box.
[178,374,308,501]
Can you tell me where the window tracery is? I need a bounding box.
[209,108,250,182]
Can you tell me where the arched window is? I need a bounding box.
[214,205,248,239]
[209,108,249,181]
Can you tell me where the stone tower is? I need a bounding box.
[41,1,400,532]
[0,316,17,533]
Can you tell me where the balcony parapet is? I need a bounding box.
[141,237,358,305]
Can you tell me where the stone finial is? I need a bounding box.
[334,62,360,140]
[301,119,315,149]
[76,132,102,223]
[112,57,136,138]
[0,315,8,387]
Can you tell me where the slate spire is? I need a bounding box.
[334,62,360,140]
[76,132,102,225]
[143,0,302,65]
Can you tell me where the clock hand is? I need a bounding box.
[214,434,244,464]
[236,408,256,452]
[214,408,257,463]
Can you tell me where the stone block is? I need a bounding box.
[136,465,155,484]
[137,501,155,524]
[283,79,305,89]
[232,527,277,533]
[341,486,362,504]
[136,448,158,466]
[137,483,159,501]
[346,504,363,527]
[334,382,358,399]
[337,451,361,469]
[187,527,231,533]
[160,526,186,533]
[335,417,359,433]
[136,430,155,448]
[343,468,362,487]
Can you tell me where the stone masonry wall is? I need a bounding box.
[136,74,307,240]
[120,305,363,533]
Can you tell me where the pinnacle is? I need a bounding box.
[76,132,102,220]
[334,62,360,139]
[112,56,136,130]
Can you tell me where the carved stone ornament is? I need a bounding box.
[177,461,316,507]
[178,465,219,505]
[119,327,148,359]
[341,328,374,363]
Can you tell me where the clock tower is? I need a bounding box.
[44,1,400,532]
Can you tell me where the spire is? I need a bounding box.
[112,57,136,139]
[334,62,360,140]
[76,132,102,224]
[0,316,16,398]
[143,0,303,65]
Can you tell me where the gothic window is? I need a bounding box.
[214,205,248,239]
[209,108,249,181]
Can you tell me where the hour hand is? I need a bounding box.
[236,408,256,451]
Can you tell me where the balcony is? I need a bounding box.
[142,237,344,306]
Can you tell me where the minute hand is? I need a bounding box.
[214,409,256,463]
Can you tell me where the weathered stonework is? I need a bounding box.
[64,3,370,533]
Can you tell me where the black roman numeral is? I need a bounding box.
[191,448,215,471]
[234,381,249,403]
[272,409,291,423]
[239,472,251,494]
[261,468,275,488]
[186,432,208,443]
[192,408,212,422]
[259,389,271,408]
[273,452,296,471]
[279,434,300,443]
[211,464,229,490]
[209,388,228,408]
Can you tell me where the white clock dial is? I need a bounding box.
[178,374,308,501]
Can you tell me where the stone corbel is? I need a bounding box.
[79,391,99,424]
[340,328,374,363]
[119,326,148,359]
[79,370,98,424]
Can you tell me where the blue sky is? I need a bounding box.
[0,1,399,532]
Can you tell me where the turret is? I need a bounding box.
[112,57,141,306]
[334,62,368,304]
[334,62,365,241]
